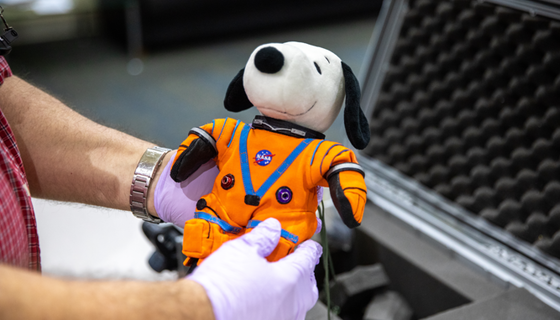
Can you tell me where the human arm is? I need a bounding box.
[0,263,215,320]
[0,218,321,320]
[0,75,169,216]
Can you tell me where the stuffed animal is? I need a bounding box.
[170,42,370,266]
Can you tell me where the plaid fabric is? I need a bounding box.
[0,56,41,271]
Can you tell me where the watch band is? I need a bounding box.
[130,146,171,223]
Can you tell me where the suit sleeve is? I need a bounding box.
[170,123,218,182]
[327,163,366,228]
[309,141,366,228]
[170,118,241,182]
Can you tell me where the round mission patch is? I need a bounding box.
[254,150,275,166]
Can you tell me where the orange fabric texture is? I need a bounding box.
[175,118,365,264]
[338,170,367,224]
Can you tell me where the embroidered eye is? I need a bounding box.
[221,174,235,190]
[314,62,322,75]
[325,56,330,63]
[276,186,293,204]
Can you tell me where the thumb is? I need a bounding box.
[280,240,323,271]
[242,218,282,257]
[314,217,322,235]
[277,240,323,308]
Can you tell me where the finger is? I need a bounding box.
[280,241,322,315]
[305,266,319,309]
[241,218,282,257]
[314,217,322,235]
[310,271,319,302]
[280,240,323,272]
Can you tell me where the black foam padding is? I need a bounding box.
[365,0,560,259]
[363,291,413,320]
[423,288,560,320]
[304,301,342,320]
[327,264,390,318]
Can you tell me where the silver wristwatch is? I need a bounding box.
[130,146,171,223]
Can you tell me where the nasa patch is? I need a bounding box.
[254,150,275,166]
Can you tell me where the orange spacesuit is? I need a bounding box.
[171,116,367,265]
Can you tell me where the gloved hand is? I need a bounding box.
[315,216,322,235]
[154,151,219,227]
[189,218,322,320]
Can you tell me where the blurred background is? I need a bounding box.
[2,0,380,280]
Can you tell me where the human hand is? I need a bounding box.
[154,151,219,227]
[189,218,322,320]
[315,216,322,234]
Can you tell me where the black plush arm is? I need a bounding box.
[327,163,367,229]
[170,128,218,182]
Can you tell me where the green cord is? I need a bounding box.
[317,200,334,320]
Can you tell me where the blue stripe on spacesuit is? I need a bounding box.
[239,124,313,199]
[310,140,326,166]
[194,212,242,234]
[227,119,241,148]
[216,117,229,142]
[319,143,344,176]
[246,220,299,243]
[240,125,255,195]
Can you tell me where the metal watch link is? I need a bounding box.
[130,146,171,223]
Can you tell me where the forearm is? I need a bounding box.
[0,75,170,214]
[0,264,214,320]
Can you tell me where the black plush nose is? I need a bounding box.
[254,46,284,74]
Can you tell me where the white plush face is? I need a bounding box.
[243,42,345,133]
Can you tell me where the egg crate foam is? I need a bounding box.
[364,0,560,259]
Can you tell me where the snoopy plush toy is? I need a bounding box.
[170,42,370,266]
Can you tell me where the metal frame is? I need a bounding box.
[486,0,560,20]
[358,0,408,121]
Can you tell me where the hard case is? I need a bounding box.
[356,0,560,317]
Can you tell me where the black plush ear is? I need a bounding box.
[342,62,370,150]
[224,68,254,112]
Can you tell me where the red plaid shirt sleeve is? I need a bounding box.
[0,56,41,271]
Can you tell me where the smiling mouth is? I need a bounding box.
[259,101,317,117]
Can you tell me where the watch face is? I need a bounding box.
[137,150,162,176]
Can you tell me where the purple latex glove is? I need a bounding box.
[315,216,322,235]
[154,151,219,227]
[188,218,322,320]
